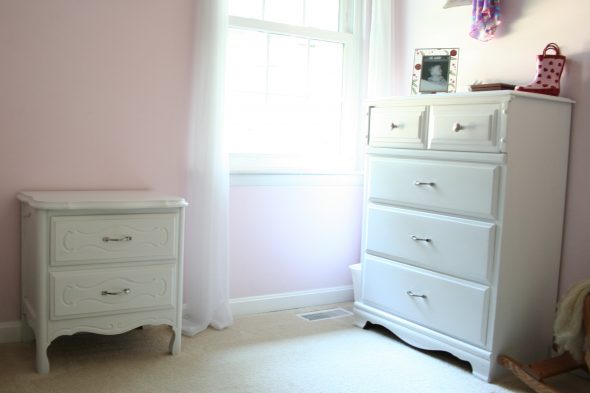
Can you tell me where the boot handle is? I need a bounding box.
[543,43,561,57]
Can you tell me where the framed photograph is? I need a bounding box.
[411,48,459,94]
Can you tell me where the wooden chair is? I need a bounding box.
[498,294,590,393]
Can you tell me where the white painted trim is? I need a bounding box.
[0,321,21,344]
[230,286,354,317]
[2,287,354,341]
[230,173,364,187]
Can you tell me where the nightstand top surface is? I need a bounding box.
[17,190,188,210]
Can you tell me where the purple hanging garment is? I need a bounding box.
[470,0,501,41]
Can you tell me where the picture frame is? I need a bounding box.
[411,48,459,94]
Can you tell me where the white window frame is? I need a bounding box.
[226,0,364,174]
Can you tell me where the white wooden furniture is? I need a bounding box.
[354,91,574,381]
[18,191,187,374]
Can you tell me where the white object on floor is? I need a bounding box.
[350,263,361,302]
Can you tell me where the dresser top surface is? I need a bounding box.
[366,90,575,105]
[17,190,188,210]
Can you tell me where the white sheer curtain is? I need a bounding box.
[366,0,394,98]
[182,0,233,336]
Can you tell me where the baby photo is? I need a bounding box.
[419,55,450,93]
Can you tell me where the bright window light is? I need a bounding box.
[225,0,360,172]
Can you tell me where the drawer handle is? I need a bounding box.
[411,235,431,243]
[390,122,399,130]
[406,291,427,299]
[101,288,131,296]
[413,181,435,187]
[102,235,133,243]
[452,122,463,132]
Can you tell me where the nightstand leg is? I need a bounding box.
[36,340,49,374]
[169,326,181,355]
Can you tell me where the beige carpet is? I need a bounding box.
[1,303,589,393]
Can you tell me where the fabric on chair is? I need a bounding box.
[554,278,590,362]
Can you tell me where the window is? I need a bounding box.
[225,0,363,173]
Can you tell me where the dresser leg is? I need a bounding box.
[36,340,50,374]
[169,326,181,355]
[470,359,492,382]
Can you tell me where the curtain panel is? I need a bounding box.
[182,0,233,336]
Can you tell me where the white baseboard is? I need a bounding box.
[230,285,354,317]
[0,321,21,344]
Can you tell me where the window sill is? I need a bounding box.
[229,171,364,187]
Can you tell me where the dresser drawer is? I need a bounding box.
[369,106,427,149]
[428,103,504,152]
[50,265,175,319]
[366,206,495,283]
[368,157,500,219]
[51,214,179,266]
[362,257,490,347]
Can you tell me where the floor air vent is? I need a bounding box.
[296,307,353,322]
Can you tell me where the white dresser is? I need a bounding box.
[354,91,574,381]
[18,191,187,373]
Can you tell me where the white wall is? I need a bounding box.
[392,0,590,295]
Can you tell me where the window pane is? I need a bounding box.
[225,29,345,157]
[267,35,307,97]
[228,0,263,19]
[226,29,267,94]
[265,0,304,26]
[309,40,343,99]
[230,0,342,32]
[305,0,340,31]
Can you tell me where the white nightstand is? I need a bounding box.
[18,191,187,373]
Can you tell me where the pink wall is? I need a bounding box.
[2,0,586,324]
[229,184,363,298]
[0,0,194,321]
[392,0,590,295]
[0,0,361,324]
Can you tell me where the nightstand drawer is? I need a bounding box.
[51,214,179,266]
[50,265,175,319]
[428,103,504,152]
[365,206,495,283]
[368,157,500,219]
[369,106,427,149]
[363,257,490,347]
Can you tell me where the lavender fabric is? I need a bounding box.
[470,0,501,41]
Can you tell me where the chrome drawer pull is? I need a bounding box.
[452,122,463,132]
[101,288,131,296]
[411,235,431,242]
[406,291,427,299]
[102,235,133,243]
[413,181,435,186]
[390,122,399,130]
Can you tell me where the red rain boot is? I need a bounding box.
[515,43,565,96]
